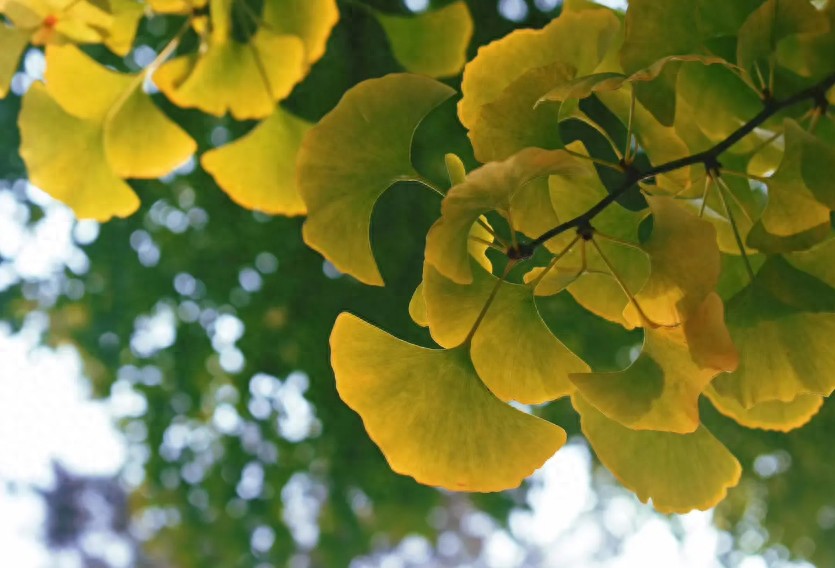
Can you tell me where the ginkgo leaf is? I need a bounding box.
[19,83,139,220]
[331,313,566,492]
[469,61,573,163]
[458,8,620,131]
[624,196,720,327]
[145,0,207,14]
[571,293,737,434]
[425,148,584,284]
[153,0,306,120]
[535,143,649,327]
[409,282,428,328]
[19,46,195,220]
[509,177,562,249]
[103,0,144,57]
[0,25,28,98]
[375,1,473,78]
[736,0,826,85]
[759,120,832,241]
[574,393,741,514]
[3,0,112,45]
[711,255,835,407]
[262,0,339,65]
[704,385,823,432]
[202,107,311,216]
[298,74,455,286]
[422,261,589,404]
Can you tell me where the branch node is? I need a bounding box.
[813,90,830,115]
[704,155,722,178]
[577,221,595,241]
[507,243,533,261]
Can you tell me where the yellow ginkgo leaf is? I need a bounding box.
[711,255,835,407]
[704,385,823,433]
[297,73,455,286]
[425,148,584,284]
[202,107,311,216]
[331,313,566,492]
[423,262,588,404]
[0,25,29,98]
[409,282,429,328]
[468,61,574,163]
[759,120,832,241]
[4,0,113,44]
[145,0,207,14]
[19,45,195,220]
[624,195,720,327]
[458,8,620,131]
[103,0,145,57]
[19,83,139,220]
[571,293,737,434]
[262,0,339,65]
[574,393,742,514]
[509,177,561,250]
[375,1,472,78]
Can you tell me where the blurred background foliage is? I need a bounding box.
[2,0,835,567]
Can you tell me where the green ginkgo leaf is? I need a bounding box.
[375,1,473,78]
[154,0,306,120]
[202,107,311,216]
[711,255,835,407]
[468,61,573,163]
[736,0,826,86]
[758,120,832,242]
[19,45,196,220]
[0,25,28,98]
[624,195,721,327]
[704,385,823,432]
[422,261,589,404]
[425,148,585,284]
[458,8,620,131]
[331,313,566,492]
[298,73,455,286]
[574,393,742,514]
[571,293,737,434]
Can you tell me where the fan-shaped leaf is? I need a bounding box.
[202,107,311,215]
[712,256,835,407]
[422,262,588,404]
[572,293,737,434]
[0,26,28,98]
[262,0,339,65]
[145,0,207,14]
[104,0,144,57]
[331,313,566,492]
[574,393,741,514]
[298,74,455,286]
[705,385,823,432]
[4,0,112,44]
[425,148,584,284]
[624,196,720,327]
[375,1,472,78]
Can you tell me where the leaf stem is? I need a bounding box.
[527,234,582,290]
[719,168,770,183]
[714,175,755,282]
[469,236,505,252]
[463,261,516,345]
[698,175,712,218]
[517,71,835,257]
[563,149,624,171]
[624,89,636,164]
[590,238,656,327]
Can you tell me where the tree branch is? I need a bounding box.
[513,71,835,258]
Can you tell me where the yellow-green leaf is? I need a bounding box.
[104,0,144,57]
[145,0,207,14]
[624,195,720,327]
[5,0,113,45]
[574,393,742,514]
[711,255,835,407]
[331,313,566,492]
[375,1,472,78]
[426,148,584,284]
[458,9,620,130]
[423,262,589,404]
[704,385,823,432]
[202,107,311,216]
[262,0,339,65]
[0,25,28,98]
[571,293,737,434]
[298,74,455,286]
[408,282,428,328]
[469,61,573,163]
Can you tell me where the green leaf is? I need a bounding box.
[202,107,312,216]
[711,255,835,407]
[571,293,737,434]
[624,195,721,327]
[426,148,584,284]
[705,385,823,432]
[375,1,473,78]
[469,61,573,163]
[574,393,741,514]
[736,0,826,85]
[331,313,566,492]
[298,73,455,286]
[458,8,620,131]
[422,262,589,404]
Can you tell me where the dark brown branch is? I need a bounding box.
[515,71,835,258]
